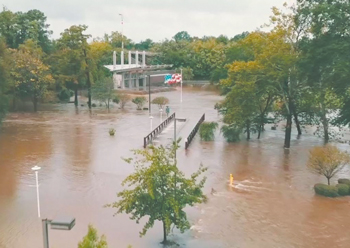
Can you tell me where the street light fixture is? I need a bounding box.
[31,166,41,218]
[42,217,76,248]
[149,115,153,131]
[119,13,124,50]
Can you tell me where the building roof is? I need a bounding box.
[104,64,173,73]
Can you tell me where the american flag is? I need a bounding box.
[164,74,182,84]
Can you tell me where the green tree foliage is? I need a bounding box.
[220,125,241,142]
[0,7,52,52]
[132,96,147,110]
[151,97,169,110]
[91,77,116,109]
[0,39,10,124]
[54,25,93,107]
[297,0,350,141]
[199,122,218,141]
[78,225,108,248]
[173,31,191,42]
[9,40,54,111]
[107,143,207,244]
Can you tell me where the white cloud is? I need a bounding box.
[2,0,295,42]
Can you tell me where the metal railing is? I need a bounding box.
[144,112,175,148]
[185,114,205,149]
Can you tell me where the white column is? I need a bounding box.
[136,74,139,91]
[129,73,133,89]
[136,51,139,65]
[128,51,131,67]
[142,51,146,67]
[32,166,41,218]
[143,76,147,91]
[121,73,125,89]
[113,51,116,70]
[121,51,124,68]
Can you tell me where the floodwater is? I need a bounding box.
[0,88,350,248]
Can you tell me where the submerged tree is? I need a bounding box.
[199,122,218,141]
[307,145,350,185]
[9,40,54,111]
[91,77,115,109]
[107,142,207,244]
[151,96,169,110]
[132,96,147,110]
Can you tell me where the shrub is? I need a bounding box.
[338,178,350,185]
[336,184,349,196]
[92,103,97,107]
[118,93,131,109]
[314,183,339,197]
[58,88,73,102]
[112,95,120,104]
[199,122,218,141]
[109,128,115,136]
[221,125,241,142]
[151,97,169,110]
[132,96,147,110]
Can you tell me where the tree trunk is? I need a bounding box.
[323,117,329,144]
[257,125,261,139]
[83,48,92,109]
[246,121,250,140]
[74,88,78,106]
[284,113,292,148]
[33,96,38,112]
[293,111,302,135]
[12,95,16,111]
[327,177,330,186]
[162,220,167,244]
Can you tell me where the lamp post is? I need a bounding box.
[160,109,163,123]
[180,68,183,103]
[119,14,124,50]
[42,217,76,248]
[149,115,153,131]
[32,166,41,218]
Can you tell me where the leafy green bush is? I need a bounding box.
[112,95,120,104]
[151,97,169,110]
[58,88,73,102]
[199,122,218,141]
[336,184,349,196]
[338,178,350,185]
[314,183,339,197]
[221,125,241,142]
[132,96,147,110]
[109,128,115,136]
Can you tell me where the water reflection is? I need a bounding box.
[0,89,350,248]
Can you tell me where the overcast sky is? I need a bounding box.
[2,0,295,42]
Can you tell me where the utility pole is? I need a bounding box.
[119,14,124,50]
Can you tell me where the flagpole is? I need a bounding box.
[180,68,183,103]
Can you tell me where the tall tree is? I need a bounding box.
[297,0,350,140]
[9,39,54,111]
[55,25,92,107]
[0,39,11,124]
[107,143,207,244]
[0,8,52,52]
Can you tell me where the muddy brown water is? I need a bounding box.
[0,88,349,248]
